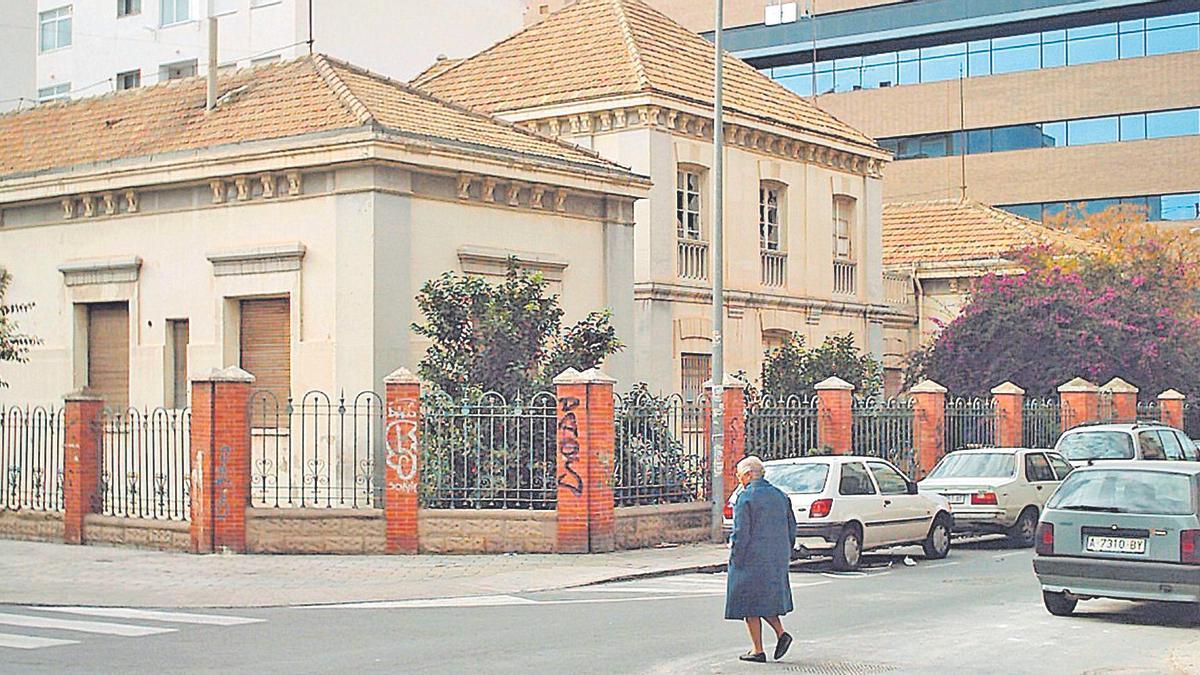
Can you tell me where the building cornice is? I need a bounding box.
[635,282,914,324]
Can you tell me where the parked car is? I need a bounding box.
[723,456,953,571]
[1033,461,1200,616]
[1053,422,1200,468]
[919,448,1073,546]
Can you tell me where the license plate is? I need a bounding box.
[943,494,966,504]
[1085,536,1146,554]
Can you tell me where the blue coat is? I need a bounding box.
[725,478,796,620]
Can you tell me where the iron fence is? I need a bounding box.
[249,391,382,509]
[0,406,64,512]
[1098,390,1115,422]
[744,395,821,461]
[852,397,916,477]
[1136,400,1161,423]
[1186,402,1200,439]
[613,391,708,507]
[420,391,558,510]
[1022,398,1062,448]
[99,408,190,520]
[944,397,998,452]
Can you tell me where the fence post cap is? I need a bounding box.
[578,367,617,385]
[64,388,103,402]
[384,367,420,385]
[1100,377,1139,394]
[910,379,948,394]
[814,376,855,392]
[1158,388,1186,401]
[990,381,1025,396]
[553,367,584,385]
[1058,377,1099,393]
[704,374,748,390]
[193,366,256,383]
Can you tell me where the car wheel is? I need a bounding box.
[922,515,951,560]
[1007,507,1039,548]
[831,525,862,571]
[1042,590,1077,616]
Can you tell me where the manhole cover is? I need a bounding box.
[785,661,900,675]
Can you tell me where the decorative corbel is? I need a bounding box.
[286,171,302,196]
[102,192,117,216]
[124,190,139,213]
[579,115,592,133]
[260,173,276,199]
[457,173,473,200]
[666,110,678,130]
[210,179,226,204]
[723,126,737,144]
[569,116,581,135]
[647,106,661,127]
[555,188,568,213]
[61,197,76,220]
[235,176,250,201]
[548,119,561,136]
[613,110,627,129]
[81,195,96,218]
[531,185,547,209]
[482,177,497,203]
[598,111,612,131]
[506,183,522,207]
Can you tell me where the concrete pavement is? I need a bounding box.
[0,539,729,608]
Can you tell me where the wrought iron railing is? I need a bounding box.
[883,270,913,307]
[100,407,190,520]
[833,260,856,295]
[744,395,821,461]
[1022,398,1062,449]
[852,397,916,477]
[944,397,997,452]
[761,250,786,287]
[613,391,708,506]
[0,406,64,512]
[1186,402,1200,438]
[420,391,558,510]
[249,391,381,509]
[1136,400,1161,423]
[678,239,709,281]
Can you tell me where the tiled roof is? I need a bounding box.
[0,54,632,181]
[410,57,465,87]
[883,199,1097,266]
[418,0,877,150]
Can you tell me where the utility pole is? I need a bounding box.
[710,0,726,542]
[205,0,218,111]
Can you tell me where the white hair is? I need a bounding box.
[736,455,765,479]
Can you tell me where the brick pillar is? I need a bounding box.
[62,391,103,545]
[384,367,421,554]
[1058,377,1099,432]
[189,367,254,554]
[706,376,747,505]
[815,377,854,455]
[1101,377,1139,423]
[911,380,947,479]
[1159,389,1185,429]
[991,381,1024,448]
[554,367,616,554]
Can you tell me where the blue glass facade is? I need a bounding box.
[1000,192,1200,222]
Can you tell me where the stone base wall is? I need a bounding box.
[82,514,190,552]
[0,509,63,543]
[246,509,387,554]
[614,502,713,550]
[419,509,557,554]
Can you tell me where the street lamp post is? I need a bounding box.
[710,0,726,542]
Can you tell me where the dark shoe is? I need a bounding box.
[774,632,793,660]
[739,652,767,663]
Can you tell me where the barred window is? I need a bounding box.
[681,353,710,403]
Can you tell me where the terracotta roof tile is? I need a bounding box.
[419,0,877,150]
[410,58,465,87]
[0,55,632,181]
[883,199,1097,266]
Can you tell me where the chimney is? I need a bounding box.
[206,1,218,111]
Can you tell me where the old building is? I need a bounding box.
[421,0,896,399]
[0,55,648,408]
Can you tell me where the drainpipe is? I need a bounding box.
[206,1,218,111]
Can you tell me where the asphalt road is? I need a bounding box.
[3,539,1199,674]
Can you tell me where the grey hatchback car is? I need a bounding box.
[1032,461,1200,615]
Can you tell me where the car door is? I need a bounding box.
[1023,452,1057,509]
[1157,429,1187,461]
[1045,452,1074,491]
[1137,430,1167,460]
[867,460,930,543]
[1175,431,1200,461]
[838,461,889,547]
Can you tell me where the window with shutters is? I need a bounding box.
[676,169,703,240]
[681,352,710,431]
[239,298,291,409]
[168,319,189,408]
[833,195,855,260]
[87,303,130,410]
[759,183,782,251]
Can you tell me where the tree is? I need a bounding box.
[908,205,1200,398]
[759,333,883,400]
[0,269,40,388]
[412,261,622,398]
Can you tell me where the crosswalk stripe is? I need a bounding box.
[0,632,79,650]
[310,594,539,610]
[571,586,724,595]
[0,613,175,637]
[34,607,264,626]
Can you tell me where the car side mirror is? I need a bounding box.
[906,480,918,495]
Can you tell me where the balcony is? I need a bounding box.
[883,270,913,306]
[677,239,709,281]
[761,250,786,287]
[833,260,856,296]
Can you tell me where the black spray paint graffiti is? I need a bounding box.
[557,396,583,496]
[213,445,231,521]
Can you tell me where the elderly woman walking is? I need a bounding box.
[725,456,796,663]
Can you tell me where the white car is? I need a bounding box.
[723,456,953,571]
[1054,422,1200,467]
[919,448,1073,547]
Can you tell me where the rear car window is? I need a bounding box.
[764,463,829,494]
[1158,430,1186,460]
[1056,431,1135,461]
[928,452,1015,479]
[1048,469,1197,516]
[1047,453,1074,480]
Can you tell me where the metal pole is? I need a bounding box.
[205,0,217,111]
[710,0,726,542]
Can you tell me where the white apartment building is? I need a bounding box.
[0,0,38,111]
[34,0,524,103]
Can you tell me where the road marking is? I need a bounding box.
[0,632,79,650]
[924,561,960,569]
[0,613,175,637]
[571,586,724,595]
[308,594,539,609]
[34,607,264,626]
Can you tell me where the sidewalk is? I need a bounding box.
[0,540,729,609]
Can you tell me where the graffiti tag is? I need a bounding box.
[385,401,419,493]
[213,445,231,521]
[557,396,583,496]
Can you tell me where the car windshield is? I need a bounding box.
[1056,431,1135,461]
[1047,469,1196,515]
[928,452,1015,479]
[764,463,830,494]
